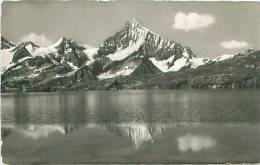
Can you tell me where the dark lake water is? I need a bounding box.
[1,90,260,163]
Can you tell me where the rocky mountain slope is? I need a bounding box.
[1,36,16,49]
[1,18,259,92]
[56,48,260,90]
[1,37,97,92]
[95,18,210,78]
[120,49,260,89]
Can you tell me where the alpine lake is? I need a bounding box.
[1,89,260,164]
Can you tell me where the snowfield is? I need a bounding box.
[1,16,249,83]
[0,48,14,71]
[213,54,235,62]
[149,56,175,72]
[83,47,98,65]
[189,57,211,68]
[98,61,138,79]
[150,56,210,72]
[1,40,242,80]
[107,39,145,61]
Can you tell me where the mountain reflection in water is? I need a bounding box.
[3,122,171,148]
[3,121,260,164]
[1,90,260,163]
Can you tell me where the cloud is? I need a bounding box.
[18,33,52,46]
[177,134,217,152]
[82,44,95,49]
[221,40,249,49]
[172,12,215,31]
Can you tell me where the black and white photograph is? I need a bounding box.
[1,0,260,164]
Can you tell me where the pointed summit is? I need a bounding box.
[11,41,39,53]
[128,17,142,26]
[126,17,159,37]
[50,37,70,48]
[11,41,38,63]
[48,37,87,67]
[97,17,195,74]
[130,17,137,22]
[124,18,149,45]
[126,17,146,31]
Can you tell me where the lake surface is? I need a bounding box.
[1,90,260,163]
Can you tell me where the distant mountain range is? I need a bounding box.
[1,18,260,92]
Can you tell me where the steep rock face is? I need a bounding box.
[97,18,148,57]
[97,55,140,79]
[1,36,16,49]
[142,32,195,61]
[11,41,39,63]
[97,55,162,79]
[70,65,97,83]
[52,38,88,67]
[125,49,260,89]
[94,18,198,78]
[97,18,195,61]
[1,18,202,87]
[1,39,96,92]
[131,58,162,76]
[2,18,259,92]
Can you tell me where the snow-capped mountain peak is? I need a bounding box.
[44,37,88,68]
[126,19,148,44]
[125,17,160,43]
[24,41,39,54]
[129,17,139,25]
[49,37,65,48]
[127,17,142,28]
[50,37,74,48]
[213,54,235,62]
[95,18,200,78]
[213,48,257,62]
[128,17,159,35]
[126,17,146,31]
[12,41,39,52]
[1,17,202,83]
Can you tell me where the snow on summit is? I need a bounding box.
[105,18,149,61]
[2,17,253,83]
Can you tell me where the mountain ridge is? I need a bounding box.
[1,18,260,92]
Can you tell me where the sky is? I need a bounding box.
[1,1,260,58]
